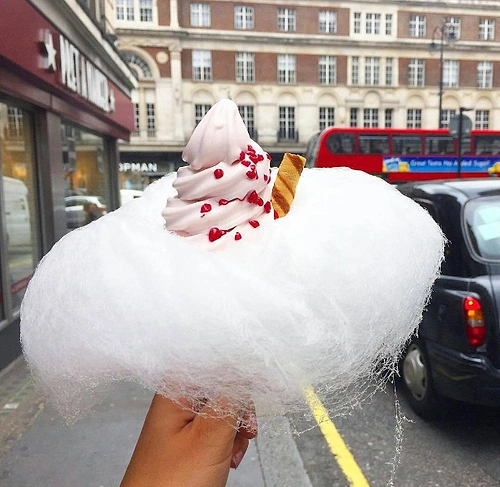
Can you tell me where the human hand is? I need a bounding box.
[120,393,257,487]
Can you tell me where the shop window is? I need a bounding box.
[0,102,40,314]
[62,123,109,231]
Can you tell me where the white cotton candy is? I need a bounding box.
[20,168,444,425]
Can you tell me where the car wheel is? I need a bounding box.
[400,338,443,419]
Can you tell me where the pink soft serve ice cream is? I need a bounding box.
[162,99,275,248]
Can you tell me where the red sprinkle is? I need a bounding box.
[263,174,268,182]
[249,220,260,228]
[246,170,257,179]
[239,151,246,161]
[218,199,229,206]
[240,159,251,167]
[214,169,224,179]
[257,197,264,206]
[234,232,242,241]
[200,203,212,213]
[264,201,272,213]
[208,227,224,242]
[247,190,259,204]
[266,153,272,160]
[273,209,279,220]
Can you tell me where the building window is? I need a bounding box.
[133,103,140,135]
[365,13,381,34]
[319,55,337,84]
[448,17,461,39]
[363,108,379,127]
[278,8,296,31]
[443,60,459,87]
[195,104,212,125]
[365,57,380,85]
[192,50,212,81]
[408,59,424,87]
[235,6,254,29]
[190,3,210,27]
[385,58,393,86]
[146,103,156,137]
[236,52,254,82]
[278,106,296,141]
[440,109,457,129]
[319,107,335,130]
[351,56,359,85]
[123,52,153,78]
[409,15,426,37]
[407,109,422,128]
[319,11,337,34]
[278,54,296,84]
[385,14,393,35]
[354,12,361,34]
[475,110,490,129]
[479,19,495,40]
[116,0,153,21]
[385,108,393,128]
[238,105,255,138]
[350,108,359,127]
[139,0,152,21]
[1,103,40,313]
[477,61,493,89]
[116,0,134,20]
[7,107,24,138]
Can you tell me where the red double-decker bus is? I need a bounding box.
[305,127,500,183]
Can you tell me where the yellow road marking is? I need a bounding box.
[305,387,370,487]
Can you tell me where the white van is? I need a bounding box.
[2,176,32,248]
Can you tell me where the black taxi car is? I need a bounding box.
[397,178,500,418]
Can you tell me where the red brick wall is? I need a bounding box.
[296,55,317,84]
[255,52,277,83]
[182,49,192,79]
[158,0,170,26]
[426,58,440,87]
[460,60,476,88]
[212,51,234,80]
[494,63,500,88]
[399,58,409,86]
[143,47,171,77]
[337,56,347,85]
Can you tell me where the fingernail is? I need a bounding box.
[231,450,245,469]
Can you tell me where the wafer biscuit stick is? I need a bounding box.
[271,152,306,218]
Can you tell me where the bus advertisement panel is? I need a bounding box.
[306,128,500,183]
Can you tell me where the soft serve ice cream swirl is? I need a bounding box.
[162,99,275,249]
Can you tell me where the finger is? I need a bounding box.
[147,394,197,432]
[230,433,250,469]
[194,397,240,444]
[238,402,257,439]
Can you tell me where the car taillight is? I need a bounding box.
[464,296,486,347]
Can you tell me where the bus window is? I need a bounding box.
[326,133,355,154]
[392,135,422,155]
[474,135,500,155]
[359,135,389,154]
[425,136,455,155]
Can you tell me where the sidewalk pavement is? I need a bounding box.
[0,357,313,487]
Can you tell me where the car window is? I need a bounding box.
[415,198,462,276]
[464,196,500,262]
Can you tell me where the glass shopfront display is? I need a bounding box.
[0,102,40,312]
[62,123,109,230]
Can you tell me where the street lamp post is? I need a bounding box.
[429,19,457,128]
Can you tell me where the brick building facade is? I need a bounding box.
[113,0,500,184]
